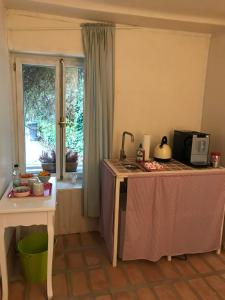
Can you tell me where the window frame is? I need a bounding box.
[11,53,84,180]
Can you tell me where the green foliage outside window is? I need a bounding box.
[65,66,84,160]
[22,64,84,163]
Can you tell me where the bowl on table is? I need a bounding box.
[38,171,51,183]
[13,186,31,197]
[20,173,34,184]
[20,173,33,179]
[38,175,50,183]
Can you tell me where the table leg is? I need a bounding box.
[0,227,8,300]
[47,213,54,299]
[113,177,123,267]
[217,205,225,256]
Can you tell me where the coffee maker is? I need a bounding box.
[172,130,210,166]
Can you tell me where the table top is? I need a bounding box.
[105,158,225,178]
[0,177,56,214]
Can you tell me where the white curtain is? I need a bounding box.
[81,23,115,217]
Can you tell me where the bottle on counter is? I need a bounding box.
[136,143,145,162]
[71,172,77,184]
[211,152,221,168]
[13,164,21,187]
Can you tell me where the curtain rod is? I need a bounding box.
[8,26,140,32]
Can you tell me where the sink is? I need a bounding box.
[122,163,140,170]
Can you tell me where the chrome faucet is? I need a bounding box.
[120,131,134,160]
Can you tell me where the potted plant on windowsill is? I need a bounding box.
[66,150,78,172]
[39,150,78,173]
[39,150,56,173]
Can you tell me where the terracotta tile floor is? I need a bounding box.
[7,231,225,300]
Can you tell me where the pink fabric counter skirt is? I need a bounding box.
[100,162,115,261]
[122,173,225,262]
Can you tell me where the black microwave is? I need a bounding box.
[172,130,210,166]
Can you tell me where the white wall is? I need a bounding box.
[0,1,14,257]
[201,33,225,165]
[0,2,13,197]
[7,10,84,56]
[7,10,210,159]
[114,28,210,157]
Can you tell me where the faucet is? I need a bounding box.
[120,131,134,160]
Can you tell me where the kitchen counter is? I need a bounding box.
[105,158,224,177]
[101,159,225,267]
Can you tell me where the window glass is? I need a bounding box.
[16,56,84,177]
[65,66,84,172]
[22,64,56,173]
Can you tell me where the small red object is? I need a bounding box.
[210,152,221,168]
[211,152,221,156]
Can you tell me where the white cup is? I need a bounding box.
[33,182,44,196]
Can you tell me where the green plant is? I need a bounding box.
[23,65,84,160]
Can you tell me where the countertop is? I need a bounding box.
[0,177,56,214]
[104,158,225,178]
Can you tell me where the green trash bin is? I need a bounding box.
[18,232,48,283]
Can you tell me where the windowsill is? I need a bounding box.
[56,178,83,190]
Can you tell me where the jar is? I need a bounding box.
[28,178,39,192]
[12,164,21,187]
[33,182,44,196]
[211,152,221,168]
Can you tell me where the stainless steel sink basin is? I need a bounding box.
[122,163,140,170]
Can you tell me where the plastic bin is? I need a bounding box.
[18,232,48,283]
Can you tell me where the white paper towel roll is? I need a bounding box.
[143,135,151,161]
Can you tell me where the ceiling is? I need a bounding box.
[4,0,225,32]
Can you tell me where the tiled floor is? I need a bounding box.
[7,231,225,299]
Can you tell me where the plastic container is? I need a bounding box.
[211,152,221,168]
[13,164,21,187]
[18,232,48,283]
[136,143,145,162]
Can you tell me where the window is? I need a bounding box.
[13,54,84,179]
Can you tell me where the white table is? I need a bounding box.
[0,178,56,300]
